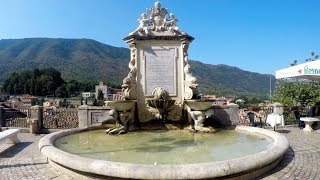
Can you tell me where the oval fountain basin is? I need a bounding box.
[185,100,215,110]
[105,100,136,111]
[39,126,289,179]
[55,129,272,165]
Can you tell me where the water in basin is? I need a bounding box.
[55,130,273,165]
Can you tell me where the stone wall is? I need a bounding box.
[210,103,239,126]
[78,105,113,128]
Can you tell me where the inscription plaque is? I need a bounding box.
[144,47,176,95]
[91,112,109,124]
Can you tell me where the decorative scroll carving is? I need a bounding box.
[122,45,137,100]
[129,1,184,35]
[183,43,199,99]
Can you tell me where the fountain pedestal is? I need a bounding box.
[106,1,218,132]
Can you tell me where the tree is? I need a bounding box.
[97,89,104,100]
[96,89,105,106]
[3,68,65,96]
[92,99,98,106]
[273,79,320,108]
[55,85,68,98]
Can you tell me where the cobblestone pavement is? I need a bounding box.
[261,127,320,180]
[1,127,320,179]
[0,133,70,180]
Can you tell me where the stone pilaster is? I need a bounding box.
[78,105,89,128]
[27,105,43,134]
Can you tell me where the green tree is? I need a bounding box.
[92,99,98,106]
[55,85,68,98]
[96,89,105,106]
[3,68,65,96]
[273,79,320,108]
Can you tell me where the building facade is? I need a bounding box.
[82,92,94,98]
[95,82,111,100]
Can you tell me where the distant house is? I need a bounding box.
[20,95,38,107]
[95,82,112,100]
[94,82,123,100]
[201,94,216,100]
[82,92,94,98]
[235,99,246,104]
[213,98,228,106]
[112,89,124,101]
[200,95,232,106]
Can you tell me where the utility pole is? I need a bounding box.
[269,75,272,103]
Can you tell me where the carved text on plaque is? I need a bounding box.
[144,47,176,96]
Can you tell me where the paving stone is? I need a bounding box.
[1,127,320,179]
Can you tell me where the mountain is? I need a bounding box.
[0,38,275,97]
[0,38,130,85]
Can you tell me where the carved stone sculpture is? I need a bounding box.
[122,46,137,100]
[183,44,199,99]
[147,87,175,122]
[152,87,169,100]
[148,1,168,31]
[187,107,214,132]
[129,13,149,35]
[167,13,181,35]
[129,1,184,35]
[106,109,134,134]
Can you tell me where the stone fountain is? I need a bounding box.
[39,2,289,179]
[105,0,215,133]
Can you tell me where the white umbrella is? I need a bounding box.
[276,60,320,80]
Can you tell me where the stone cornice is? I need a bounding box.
[123,34,194,43]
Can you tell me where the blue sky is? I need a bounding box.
[0,0,319,75]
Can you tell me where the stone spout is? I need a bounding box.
[147,99,176,122]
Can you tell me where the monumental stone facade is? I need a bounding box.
[123,1,197,122]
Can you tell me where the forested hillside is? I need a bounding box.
[0,38,275,97]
